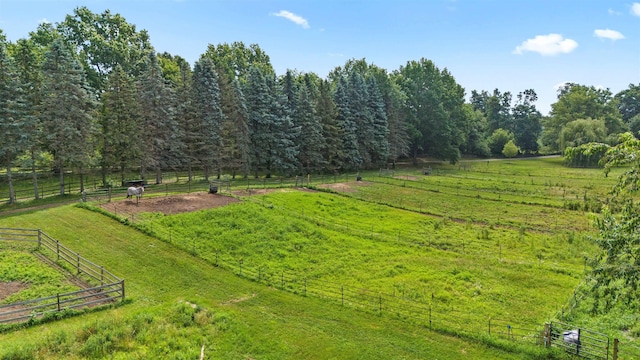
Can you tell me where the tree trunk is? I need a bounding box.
[59,162,65,196]
[7,162,15,204]
[31,150,39,200]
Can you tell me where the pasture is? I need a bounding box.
[0,157,631,359]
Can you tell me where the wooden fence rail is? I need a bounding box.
[0,228,124,324]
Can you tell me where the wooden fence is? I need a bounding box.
[0,228,124,324]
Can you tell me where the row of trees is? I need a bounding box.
[1,7,639,203]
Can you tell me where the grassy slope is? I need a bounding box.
[0,205,542,359]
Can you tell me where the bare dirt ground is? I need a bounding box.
[0,281,27,302]
[99,191,241,215]
[393,175,422,181]
[316,181,371,193]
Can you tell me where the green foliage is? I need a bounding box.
[488,128,514,156]
[502,140,519,158]
[563,142,609,168]
[587,132,640,313]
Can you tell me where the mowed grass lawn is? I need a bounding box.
[0,206,547,359]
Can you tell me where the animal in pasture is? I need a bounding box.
[563,329,580,345]
[126,186,144,200]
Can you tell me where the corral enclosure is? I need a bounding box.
[0,157,635,359]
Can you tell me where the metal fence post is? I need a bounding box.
[37,229,42,249]
[121,279,126,301]
[57,293,61,311]
[613,338,619,360]
[77,253,81,274]
[56,240,60,260]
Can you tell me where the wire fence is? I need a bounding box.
[0,228,124,324]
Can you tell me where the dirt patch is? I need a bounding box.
[316,181,371,193]
[230,188,280,197]
[393,175,421,181]
[0,281,27,301]
[99,192,240,215]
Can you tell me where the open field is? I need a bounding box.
[0,206,549,359]
[0,157,634,359]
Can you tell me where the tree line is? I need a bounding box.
[1,7,639,203]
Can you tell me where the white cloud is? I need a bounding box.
[328,53,344,57]
[513,34,578,56]
[594,29,625,40]
[272,10,309,29]
[608,8,622,15]
[39,18,50,24]
[632,3,640,16]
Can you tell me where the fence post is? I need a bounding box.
[57,293,61,312]
[576,328,581,355]
[37,229,42,249]
[100,267,104,286]
[56,240,60,260]
[108,187,111,202]
[543,323,551,347]
[121,279,125,301]
[77,253,81,274]
[613,338,619,360]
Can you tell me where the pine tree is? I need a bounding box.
[137,52,180,184]
[219,77,251,178]
[40,38,96,195]
[365,75,390,167]
[191,57,224,180]
[334,75,361,170]
[0,40,29,203]
[295,73,326,174]
[317,79,343,172]
[100,65,142,185]
[11,38,44,199]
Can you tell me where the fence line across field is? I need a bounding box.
[0,228,124,324]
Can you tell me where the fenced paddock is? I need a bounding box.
[0,228,124,324]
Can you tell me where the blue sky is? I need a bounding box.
[1,0,639,115]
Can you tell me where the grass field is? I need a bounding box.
[0,156,631,359]
[0,206,554,359]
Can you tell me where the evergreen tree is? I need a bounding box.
[11,38,45,198]
[40,38,96,195]
[219,77,251,178]
[295,73,326,174]
[191,57,224,180]
[334,75,362,170]
[317,79,343,172]
[137,52,180,183]
[99,65,141,185]
[0,39,29,203]
[245,66,298,178]
[365,75,390,167]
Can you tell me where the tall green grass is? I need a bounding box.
[0,206,550,359]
